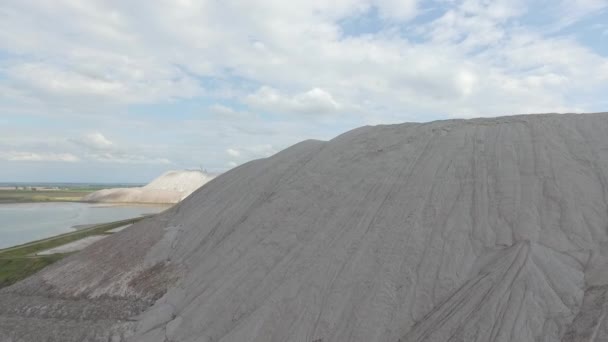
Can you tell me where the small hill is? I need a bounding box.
[83,170,214,204]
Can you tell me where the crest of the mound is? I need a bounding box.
[144,170,214,193]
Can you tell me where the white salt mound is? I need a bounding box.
[2,113,608,341]
[83,170,214,204]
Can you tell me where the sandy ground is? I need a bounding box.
[36,236,107,255]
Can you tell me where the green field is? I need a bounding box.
[0,189,94,203]
[0,255,65,289]
[0,217,145,288]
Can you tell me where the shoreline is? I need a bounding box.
[0,216,148,289]
[0,202,170,247]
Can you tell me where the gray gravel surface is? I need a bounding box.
[3,113,608,342]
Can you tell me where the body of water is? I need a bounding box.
[0,202,169,249]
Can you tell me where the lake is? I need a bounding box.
[0,202,169,249]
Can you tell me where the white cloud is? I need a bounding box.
[8,63,126,97]
[223,143,279,169]
[226,148,241,157]
[0,151,79,162]
[209,105,253,119]
[245,144,278,158]
[86,153,171,165]
[551,0,608,30]
[78,132,114,150]
[5,60,201,104]
[1,0,607,180]
[1,0,606,120]
[222,143,279,168]
[69,132,172,165]
[246,87,341,115]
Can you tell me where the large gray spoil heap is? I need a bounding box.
[2,113,608,341]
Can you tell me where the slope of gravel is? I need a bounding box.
[2,113,608,342]
[83,170,214,204]
[36,235,108,255]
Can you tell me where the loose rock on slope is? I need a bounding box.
[2,113,608,342]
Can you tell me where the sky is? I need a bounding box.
[1,0,607,183]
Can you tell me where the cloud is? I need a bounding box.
[223,143,279,168]
[245,144,278,158]
[226,148,241,157]
[246,87,341,115]
[0,151,79,162]
[69,132,172,165]
[86,153,172,165]
[1,0,607,181]
[373,0,418,21]
[5,60,202,105]
[550,0,608,30]
[74,132,114,150]
[8,63,126,97]
[1,0,606,121]
[208,104,254,119]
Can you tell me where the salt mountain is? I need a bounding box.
[2,113,608,341]
[83,170,214,204]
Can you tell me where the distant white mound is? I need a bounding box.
[83,170,214,204]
